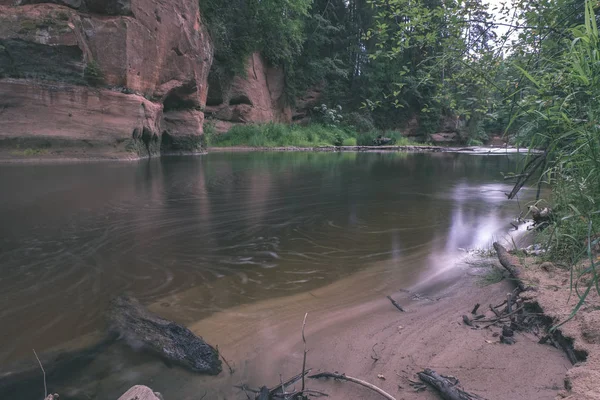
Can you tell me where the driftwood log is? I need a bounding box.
[492,242,526,291]
[108,295,222,374]
[417,369,486,400]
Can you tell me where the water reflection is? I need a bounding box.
[0,152,532,371]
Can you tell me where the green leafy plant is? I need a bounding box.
[84,61,104,86]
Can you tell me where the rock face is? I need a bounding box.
[0,0,213,158]
[108,295,222,375]
[205,53,292,132]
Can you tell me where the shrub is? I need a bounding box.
[342,137,357,146]
[344,112,376,133]
[84,61,104,86]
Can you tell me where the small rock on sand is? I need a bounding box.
[118,385,164,400]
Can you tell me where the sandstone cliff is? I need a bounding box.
[205,53,292,133]
[0,0,213,158]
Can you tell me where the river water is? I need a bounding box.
[0,151,533,398]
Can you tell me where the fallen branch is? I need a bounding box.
[386,296,405,312]
[217,346,235,375]
[489,304,501,318]
[493,242,526,291]
[474,306,525,323]
[417,369,487,400]
[33,349,47,399]
[462,315,473,327]
[309,372,396,400]
[274,389,328,398]
[301,312,308,392]
[471,304,480,315]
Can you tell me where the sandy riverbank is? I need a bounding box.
[139,255,571,400]
[3,252,593,400]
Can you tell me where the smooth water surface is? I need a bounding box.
[0,151,531,394]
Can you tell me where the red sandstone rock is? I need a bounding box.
[0,79,162,155]
[0,0,213,157]
[205,53,291,132]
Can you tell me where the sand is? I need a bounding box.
[155,260,573,400]
[517,259,600,400]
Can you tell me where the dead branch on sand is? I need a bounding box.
[217,345,235,374]
[417,369,487,400]
[301,313,308,392]
[386,295,405,312]
[238,313,324,400]
[308,372,397,400]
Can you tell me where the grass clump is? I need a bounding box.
[84,61,104,86]
[11,148,48,157]
[477,266,505,287]
[209,123,422,148]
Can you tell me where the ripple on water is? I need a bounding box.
[0,152,535,372]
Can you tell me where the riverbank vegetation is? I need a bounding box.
[205,123,421,148]
[199,0,600,314]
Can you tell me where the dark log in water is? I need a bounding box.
[108,295,222,375]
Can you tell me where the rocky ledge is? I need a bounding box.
[0,0,213,158]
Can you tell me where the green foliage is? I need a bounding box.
[477,266,505,287]
[507,0,600,260]
[344,112,376,133]
[341,137,357,146]
[494,0,600,325]
[209,123,421,148]
[10,148,48,157]
[200,0,310,75]
[363,0,498,135]
[312,104,343,126]
[210,123,343,147]
[84,60,104,86]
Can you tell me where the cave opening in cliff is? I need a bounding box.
[163,83,198,112]
[228,94,253,106]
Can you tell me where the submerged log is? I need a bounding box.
[417,369,486,400]
[108,295,222,375]
[492,242,526,291]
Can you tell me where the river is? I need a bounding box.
[0,151,535,399]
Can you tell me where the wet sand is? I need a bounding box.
[144,257,570,400]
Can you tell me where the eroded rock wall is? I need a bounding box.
[205,53,292,133]
[0,0,213,158]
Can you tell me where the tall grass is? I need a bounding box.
[205,122,422,148]
[513,0,600,327]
